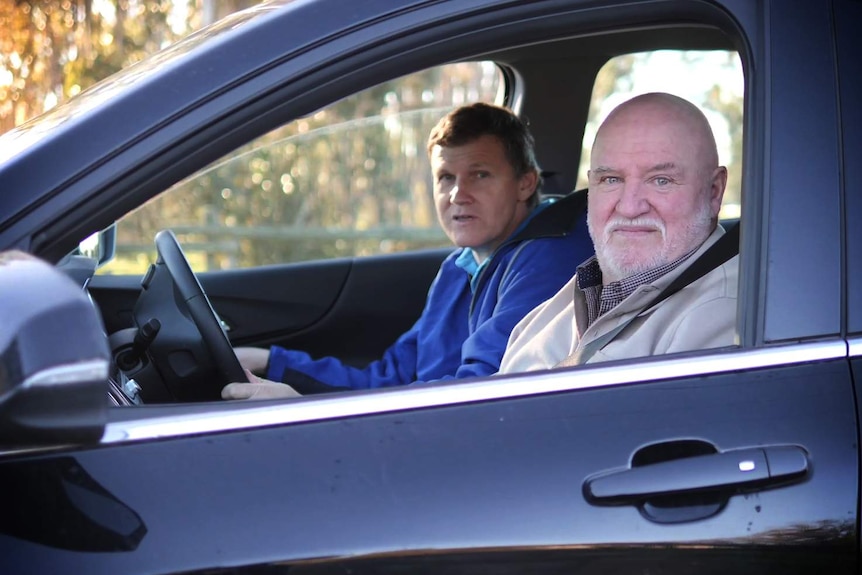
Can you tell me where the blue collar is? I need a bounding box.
[454,197,556,292]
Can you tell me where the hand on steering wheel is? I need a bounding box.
[130,230,248,401]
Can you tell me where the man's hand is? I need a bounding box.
[234,346,270,375]
[222,371,302,400]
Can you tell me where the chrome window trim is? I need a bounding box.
[847,337,862,357]
[101,340,847,445]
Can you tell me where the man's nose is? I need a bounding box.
[614,181,649,218]
[449,182,472,204]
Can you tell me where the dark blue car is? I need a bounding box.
[0,0,860,572]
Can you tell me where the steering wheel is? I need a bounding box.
[130,230,248,401]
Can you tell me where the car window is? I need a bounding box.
[83,20,753,412]
[575,50,743,219]
[101,62,503,274]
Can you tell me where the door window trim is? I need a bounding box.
[98,340,847,446]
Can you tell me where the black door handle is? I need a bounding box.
[584,445,809,504]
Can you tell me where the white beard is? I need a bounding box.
[589,201,714,283]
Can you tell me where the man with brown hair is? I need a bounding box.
[223,103,594,398]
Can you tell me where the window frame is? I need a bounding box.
[45,0,842,437]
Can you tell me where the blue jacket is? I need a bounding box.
[267,190,592,392]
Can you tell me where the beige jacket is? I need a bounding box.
[498,226,738,374]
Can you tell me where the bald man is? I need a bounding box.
[499,92,738,373]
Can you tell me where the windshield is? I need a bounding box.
[0,1,293,164]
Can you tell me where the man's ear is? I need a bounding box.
[709,166,728,215]
[517,170,539,201]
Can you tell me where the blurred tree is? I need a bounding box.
[0,0,259,134]
[701,53,744,211]
[574,54,634,189]
[116,63,498,271]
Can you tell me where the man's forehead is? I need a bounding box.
[431,138,505,165]
[591,161,684,174]
[592,111,705,163]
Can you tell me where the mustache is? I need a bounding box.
[604,217,666,236]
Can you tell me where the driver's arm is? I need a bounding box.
[234,346,270,375]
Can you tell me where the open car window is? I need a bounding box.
[94,45,746,410]
[102,62,504,275]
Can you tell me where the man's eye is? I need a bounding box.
[475,171,490,179]
[654,177,671,186]
[601,176,621,184]
[438,174,455,183]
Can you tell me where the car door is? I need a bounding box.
[0,351,855,573]
[0,0,857,573]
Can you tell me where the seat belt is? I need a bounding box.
[555,222,739,367]
[647,221,739,311]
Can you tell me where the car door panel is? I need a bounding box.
[762,0,842,342]
[0,357,855,573]
[90,247,448,368]
[204,248,449,366]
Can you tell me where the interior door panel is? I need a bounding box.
[89,247,450,369]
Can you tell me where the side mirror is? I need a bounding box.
[76,223,117,268]
[0,251,109,448]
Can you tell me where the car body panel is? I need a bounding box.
[761,1,842,343]
[0,354,856,572]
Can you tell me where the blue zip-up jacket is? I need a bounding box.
[267,190,592,392]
